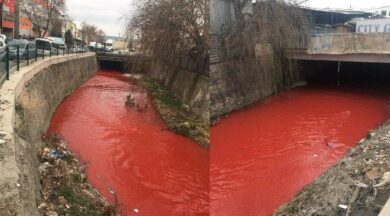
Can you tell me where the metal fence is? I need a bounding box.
[88,43,110,54]
[0,44,90,88]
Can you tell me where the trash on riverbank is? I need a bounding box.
[275,121,390,216]
[39,134,121,216]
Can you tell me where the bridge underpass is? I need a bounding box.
[96,52,150,73]
[297,59,390,87]
[290,52,390,64]
[286,32,390,88]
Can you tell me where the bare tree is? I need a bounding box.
[227,0,307,89]
[96,29,106,43]
[128,0,208,66]
[49,18,63,37]
[20,0,65,38]
[79,22,105,43]
[79,22,97,43]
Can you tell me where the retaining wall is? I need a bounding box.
[0,53,97,216]
[210,57,306,119]
[149,63,210,121]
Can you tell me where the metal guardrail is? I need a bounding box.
[0,44,90,88]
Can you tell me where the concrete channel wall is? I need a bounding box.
[150,63,210,121]
[210,58,311,120]
[0,53,97,216]
[210,62,275,119]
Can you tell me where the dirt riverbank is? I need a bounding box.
[275,120,390,216]
[134,78,210,148]
[37,135,120,216]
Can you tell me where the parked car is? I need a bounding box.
[71,45,87,53]
[46,37,67,50]
[89,42,104,52]
[71,45,78,53]
[0,34,6,42]
[7,39,37,60]
[0,39,6,61]
[36,38,54,56]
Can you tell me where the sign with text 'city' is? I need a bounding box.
[356,19,390,33]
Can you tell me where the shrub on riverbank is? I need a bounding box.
[138,78,210,147]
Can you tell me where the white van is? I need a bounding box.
[0,34,6,50]
[36,38,53,56]
[46,37,67,50]
[0,34,6,42]
[0,35,6,59]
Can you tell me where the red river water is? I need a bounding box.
[211,86,389,216]
[48,71,210,215]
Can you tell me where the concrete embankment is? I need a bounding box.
[149,63,210,122]
[210,61,304,120]
[0,53,97,216]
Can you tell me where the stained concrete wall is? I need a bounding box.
[309,33,390,54]
[150,63,210,121]
[210,61,277,119]
[0,53,97,216]
[210,59,304,119]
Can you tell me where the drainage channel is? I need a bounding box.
[48,70,210,215]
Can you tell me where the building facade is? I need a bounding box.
[0,0,15,38]
[368,6,390,18]
[0,0,33,38]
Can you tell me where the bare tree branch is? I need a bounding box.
[20,0,65,37]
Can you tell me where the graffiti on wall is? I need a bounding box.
[356,19,390,33]
[308,33,390,54]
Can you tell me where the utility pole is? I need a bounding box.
[14,0,20,39]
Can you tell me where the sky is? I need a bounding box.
[304,0,390,10]
[66,0,135,37]
[66,0,390,37]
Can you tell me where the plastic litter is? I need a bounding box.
[338,204,348,209]
[39,162,53,174]
[49,149,66,159]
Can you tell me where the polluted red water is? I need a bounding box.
[48,71,209,215]
[211,87,389,216]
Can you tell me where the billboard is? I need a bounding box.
[356,19,390,33]
[20,17,32,30]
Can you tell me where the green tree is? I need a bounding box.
[65,30,73,46]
